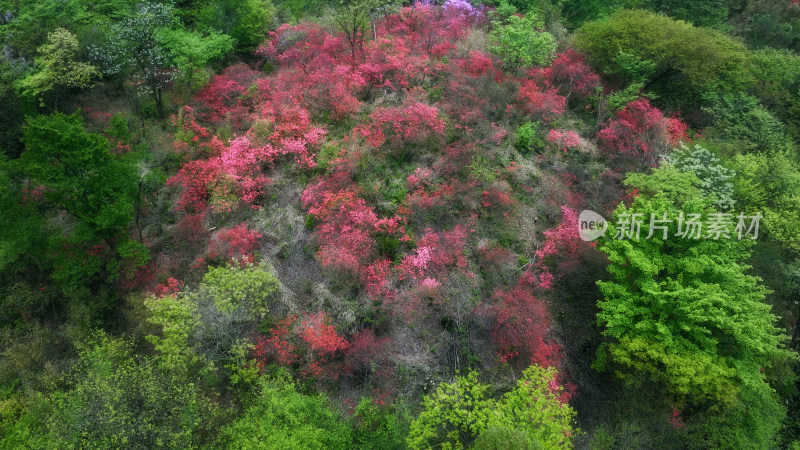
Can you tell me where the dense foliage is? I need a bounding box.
[1,0,799,448]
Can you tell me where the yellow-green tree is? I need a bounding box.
[595,167,796,446]
[407,366,576,449]
[16,28,100,109]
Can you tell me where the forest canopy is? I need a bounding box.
[1,0,799,448]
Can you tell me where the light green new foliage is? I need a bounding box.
[473,427,540,450]
[16,28,100,107]
[145,289,202,371]
[489,365,576,449]
[407,367,576,449]
[407,371,492,450]
[216,371,353,449]
[146,263,279,371]
[40,332,206,448]
[596,168,796,406]
[489,12,556,71]
[161,28,234,92]
[730,151,800,255]
[200,263,278,320]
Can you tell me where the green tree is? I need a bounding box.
[575,10,749,108]
[747,48,800,137]
[196,0,275,53]
[557,0,619,28]
[664,143,736,210]
[407,371,492,449]
[19,112,136,237]
[328,0,398,59]
[702,94,794,155]
[729,151,800,255]
[350,397,407,450]
[9,112,140,296]
[407,366,575,449]
[732,0,798,50]
[682,380,787,449]
[146,263,279,374]
[15,28,99,109]
[0,155,46,278]
[216,371,353,449]
[487,365,576,449]
[489,12,556,71]
[160,28,234,93]
[640,0,731,29]
[595,167,796,406]
[100,2,176,118]
[473,427,539,450]
[14,332,211,448]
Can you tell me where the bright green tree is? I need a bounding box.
[489,12,556,71]
[216,370,353,449]
[146,263,279,374]
[407,371,492,449]
[488,365,576,449]
[15,28,99,109]
[407,366,575,449]
[161,28,234,92]
[729,151,800,255]
[595,167,796,405]
[196,0,275,53]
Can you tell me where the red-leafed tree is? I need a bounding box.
[399,225,471,281]
[597,98,689,167]
[167,136,274,213]
[194,64,261,124]
[208,223,263,262]
[489,282,561,369]
[254,312,349,378]
[355,97,446,153]
[534,206,599,284]
[516,77,566,121]
[171,106,225,158]
[303,188,379,277]
[443,51,514,126]
[542,50,601,101]
[342,328,393,382]
[547,129,582,153]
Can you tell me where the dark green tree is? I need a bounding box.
[20,112,136,237]
[14,112,139,295]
